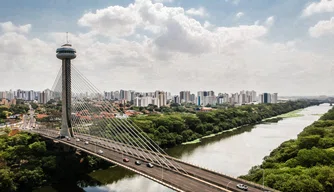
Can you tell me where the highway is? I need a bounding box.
[28,128,277,192]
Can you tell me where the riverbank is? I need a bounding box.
[239,105,334,192]
[182,107,309,145]
[182,125,249,144]
[136,100,320,148]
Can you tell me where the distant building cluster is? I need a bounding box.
[171,90,278,106]
[104,90,172,107]
[0,89,53,104]
[0,88,278,108]
[104,89,278,107]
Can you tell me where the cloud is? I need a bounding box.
[76,0,266,57]
[265,16,275,27]
[0,21,31,34]
[186,7,208,17]
[302,0,334,17]
[309,17,334,37]
[236,12,244,19]
[2,0,334,96]
[203,21,214,29]
[78,3,140,37]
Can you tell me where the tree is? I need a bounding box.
[0,169,17,191]
[30,103,38,110]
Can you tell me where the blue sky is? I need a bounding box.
[1,0,334,95]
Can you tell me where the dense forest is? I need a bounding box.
[240,106,334,192]
[131,100,319,147]
[0,131,111,192]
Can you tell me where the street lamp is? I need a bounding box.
[227,181,232,189]
[162,166,164,181]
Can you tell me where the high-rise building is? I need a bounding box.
[135,96,160,107]
[261,93,272,104]
[173,95,180,104]
[190,94,196,104]
[251,90,257,102]
[203,96,217,106]
[114,91,120,100]
[271,93,278,103]
[180,91,191,103]
[157,91,167,107]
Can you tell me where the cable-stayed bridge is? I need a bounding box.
[20,43,277,192]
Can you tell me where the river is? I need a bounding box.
[37,104,332,192]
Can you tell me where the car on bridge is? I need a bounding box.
[236,184,248,191]
[146,163,154,168]
[85,141,89,145]
[123,158,129,162]
[76,138,80,142]
[135,160,141,165]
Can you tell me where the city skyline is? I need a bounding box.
[1,0,334,96]
[0,88,279,108]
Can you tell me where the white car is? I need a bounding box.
[98,150,103,154]
[236,184,248,191]
[84,141,89,145]
[76,138,80,142]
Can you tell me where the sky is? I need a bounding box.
[1,0,334,96]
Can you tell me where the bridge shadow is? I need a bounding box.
[32,138,110,192]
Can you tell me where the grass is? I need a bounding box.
[182,127,241,145]
[263,109,304,121]
[182,138,201,145]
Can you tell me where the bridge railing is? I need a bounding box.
[30,129,278,192]
[35,131,186,192]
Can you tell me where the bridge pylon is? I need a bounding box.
[56,40,76,137]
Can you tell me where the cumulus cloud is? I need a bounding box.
[186,7,208,17]
[0,21,31,34]
[309,17,334,37]
[302,0,334,17]
[236,12,244,19]
[78,3,140,37]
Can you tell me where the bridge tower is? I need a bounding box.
[56,36,76,137]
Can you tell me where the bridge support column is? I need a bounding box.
[60,59,74,137]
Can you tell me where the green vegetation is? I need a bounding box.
[0,131,111,192]
[0,104,29,124]
[131,100,319,148]
[277,109,304,118]
[240,106,334,192]
[8,104,29,115]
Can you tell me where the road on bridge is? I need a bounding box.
[29,129,277,192]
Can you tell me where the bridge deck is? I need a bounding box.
[29,129,278,192]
